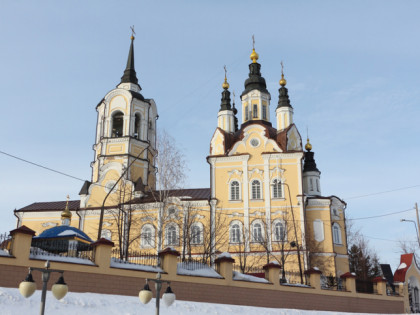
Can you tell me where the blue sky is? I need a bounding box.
[1,1,420,270]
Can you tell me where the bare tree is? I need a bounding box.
[200,209,229,265]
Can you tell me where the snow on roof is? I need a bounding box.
[218,252,232,259]
[233,271,269,284]
[0,249,11,257]
[397,262,407,270]
[34,226,93,243]
[29,251,95,265]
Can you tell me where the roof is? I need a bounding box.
[15,200,80,212]
[211,122,300,156]
[34,225,93,243]
[130,188,211,204]
[394,253,414,282]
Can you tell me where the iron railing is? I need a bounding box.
[178,257,212,271]
[321,275,346,291]
[30,239,94,262]
[355,279,374,294]
[233,264,265,275]
[111,249,159,267]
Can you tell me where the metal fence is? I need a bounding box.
[321,275,346,291]
[30,239,94,262]
[178,257,212,271]
[111,249,159,267]
[233,264,265,275]
[281,271,308,286]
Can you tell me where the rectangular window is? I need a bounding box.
[262,105,267,120]
[253,104,258,118]
[245,106,249,121]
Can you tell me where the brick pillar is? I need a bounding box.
[304,268,322,290]
[214,255,235,284]
[9,226,35,263]
[373,276,388,295]
[158,248,180,276]
[263,262,281,286]
[91,238,114,270]
[340,272,357,293]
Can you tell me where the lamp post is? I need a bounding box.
[19,260,68,315]
[139,272,175,315]
[400,219,420,246]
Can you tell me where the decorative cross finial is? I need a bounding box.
[222,65,229,89]
[224,65,227,80]
[281,61,284,76]
[66,195,70,201]
[130,25,136,40]
[232,90,235,99]
[252,35,255,50]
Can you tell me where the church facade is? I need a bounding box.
[14,35,349,279]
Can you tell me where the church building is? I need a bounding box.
[14,34,349,279]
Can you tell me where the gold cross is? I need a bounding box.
[252,35,255,50]
[281,61,284,76]
[224,65,227,80]
[130,25,136,37]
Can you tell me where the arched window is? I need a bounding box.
[272,179,282,198]
[251,180,261,199]
[134,113,141,139]
[253,104,258,118]
[191,224,202,244]
[262,105,267,120]
[141,224,155,248]
[332,223,342,244]
[273,220,286,242]
[230,222,241,243]
[166,224,178,246]
[252,222,263,242]
[111,111,124,137]
[245,105,249,121]
[230,181,240,200]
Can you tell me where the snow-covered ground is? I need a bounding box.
[0,286,398,315]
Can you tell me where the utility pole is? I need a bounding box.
[416,203,420,246]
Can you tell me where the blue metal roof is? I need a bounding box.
[34,226,93,243]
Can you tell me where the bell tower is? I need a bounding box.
[80,32,158,208]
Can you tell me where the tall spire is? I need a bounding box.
[61,195,72,226]
[277,61,292,108]
[120,27,139,86]
[220,65,232,111]
[241,36,268,97]
[303,139,320,173]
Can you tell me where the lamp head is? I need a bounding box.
[19,272,36,298]
[162,285,176,307]
[139,283,153,304]
[52,275,68,300]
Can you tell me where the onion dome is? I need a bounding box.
[277,68,292,109]
[61,195,72,224]
[303,140,320,173]
[241,47,269,97]
[219,67,232,111]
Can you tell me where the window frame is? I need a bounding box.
[111,111,124,138]
[190,223,203,245]
[141,224,156,248]
[273,220,286,242]
[272,179,283,199]
[253,104,258,118]
[230,221,242,244]
[262,105,267,120]
[230,180,240,201]
[251,179,262,200]
[332,223,342,245]
[166,224,178,246]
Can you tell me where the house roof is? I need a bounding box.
[394,253,414,282]
[15,200,80,212]
[15,188,211,212]
[34,225,93,243]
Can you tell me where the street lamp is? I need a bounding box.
[19,260,68,315]
[400,219,420,246]
[139,272,175,315]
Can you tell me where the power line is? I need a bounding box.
[347,208,414,221]
[0,150,86,182]
[345,185,420,200]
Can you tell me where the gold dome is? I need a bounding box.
[131,35,135,40]
[279,74,287,86]
[305,138,312,151]
[61,195,72,219]
[222,79,229,89]
[250,49,259,63]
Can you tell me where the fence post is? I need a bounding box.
[304,268,322,290]
[91,238,114,269]
[373,276,387,295]
[9,226,35,263]
[214,255,235,284]
[263,263,281,286]
[158,248,180,276]
[340,272,357,293]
